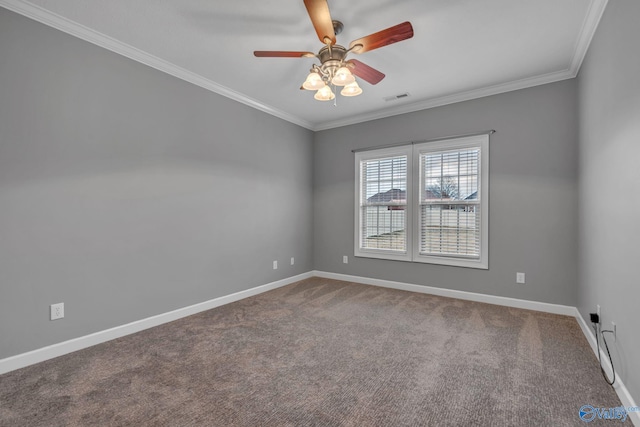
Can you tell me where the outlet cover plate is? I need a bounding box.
[50,303,64,320]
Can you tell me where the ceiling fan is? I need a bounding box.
[254,0,414,101]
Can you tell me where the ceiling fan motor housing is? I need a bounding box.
[315,45,350,82]
[318,45,347,63]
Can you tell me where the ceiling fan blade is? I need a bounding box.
[348,59,385,85]
[304,0,336,45]
[349,21,414,54]
[254,51,316,58]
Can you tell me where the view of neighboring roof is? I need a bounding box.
[367,189,406,203]
[368,188,477,203]
[465,191,477,200]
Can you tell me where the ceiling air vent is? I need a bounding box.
[384,93,410,102]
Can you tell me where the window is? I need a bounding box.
[355,134,489,269]
[355,147,412,262]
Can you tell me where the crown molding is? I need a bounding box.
[1,0,607,132]
[315,0,608,131]
[313,68,575,131]
[0,0,315,131]
[568,0,608,74]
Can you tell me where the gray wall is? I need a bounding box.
[2,3,637,405]
[577,0,640,402]
[314,80,579,306]
[0,8,314,359]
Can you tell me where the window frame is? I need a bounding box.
[353,146,413,262]
[412,135,489,269]
[354,134,489,269]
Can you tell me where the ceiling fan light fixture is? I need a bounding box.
[331,66,355,86]
[302,71,325,90]
[340,81,362,97]
[314,85,335,101]
[254,0,415,103]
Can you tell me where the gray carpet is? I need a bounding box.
[0,277,629,426]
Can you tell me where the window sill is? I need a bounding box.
[354,252,488,269]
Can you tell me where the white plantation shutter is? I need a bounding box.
[359,155,408,252]
[354,133,488,268]
[419,148,481,258]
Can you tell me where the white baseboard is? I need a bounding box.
[2,270,637,426]
[312,270,576,315]
[312,270,638,426]
[575,309,639,426]
[0,272,313,375]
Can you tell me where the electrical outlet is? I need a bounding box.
[343,256,348,264]
[273,260,278,270]
[50,303,64,320]
[290,257,295,265]
[516,272,525,284]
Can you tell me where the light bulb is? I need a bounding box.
[331,67,355,86]
[302,72,325,90]
[314,85,335,101]
[340,81,362,97]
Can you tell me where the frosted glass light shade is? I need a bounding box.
[314,85,335,101]
[302,72,325,90]
[340,81,362,97]
[331,67,355,86]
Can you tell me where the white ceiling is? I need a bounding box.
[1,0,608,130]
